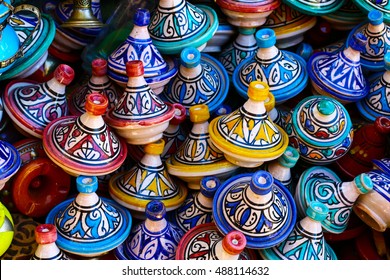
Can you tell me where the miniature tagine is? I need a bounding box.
[209,81,289,168]
[109,139,188,220]
[307,32,369,104]
[115,200,184,260]
[232,28,308,104]
[46,175,132,258]
[215,0,280,28]
[166,104,239,189]
[162,47,229,115]
[213,170,297,249]
[284,95,354,165]
[107,8,177,93]
[42,92,128,177]
[295,166,373,234]
[31,224,71,260]
[148,0,218,55]
[283,0,345,16]
[176,223,257,260]
[0,201,14,257]
[105,60,176,145]
[0,140,21,191]
[259,201,338,260]
[4,64,75,139]
[68,58,121,116]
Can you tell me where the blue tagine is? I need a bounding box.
[46,175,132,258]
[115,200,184,260]
[213,170,297,249]
[232,28,308,104]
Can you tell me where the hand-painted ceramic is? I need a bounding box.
[46,175,132,258]
[352,0,390,24]
[213,170,297,249]
[68,58,121,116]
[232,28,308,104]
[109,139,188,220]
[148,0,219,55]
[346,10,390,72]
[295,166,373,234]
[162,47,229,115]
[283,0,345,15]
[42,93,128,177]
[321,0,366,31]
[218,27,258,77]
[166,104,239,189]
[115,200,183,260]
[105,61,176,145]
[263,3,317,49]
[354,169,390,232]
[0,202,14,257]
[284,95,354,165]
[209,81,289,168]
[335,117,390,180]
[4,64,75,139]
[176,223,257,260]
[0,140,21,192]
[307,33,369,104]
[259,201,338,260]
[31,224,71,260]
[215,0,280,28]
[373,158,390,176]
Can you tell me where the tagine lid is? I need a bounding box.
[283,0,345,15]
[215,0,281,12]
[45,175,132,257]
[213,170,297,249]
[0,140,21,184]
[42,93,128,177]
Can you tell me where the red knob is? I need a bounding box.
[85,92,109,116]
[35,224,57,244]
[91,58,108,76]
[222,231,246,255]
[126,60,144,77]
[170,103,187,125]
[374,116,390,134]
[54,64,75,85]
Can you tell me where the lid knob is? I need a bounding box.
[256,28,276,48]
[181,47,201,68]
[317,99,336,116]
[247,81,269,102]
[35,224,57,245]
[85,92,108,116]
[146,200,166,221]
[200,176,220,198]
[134,8,150,26]
[76,175,98,194]
[354,173,373,194]
[54,64,75,85]
[126,60,144,77]
[222,231,246,255]
[368,9,383,26]
[170,103,187,125]
[91,58,108,76]
[306,201,329,222]
[250,170,274,195]
[278,146,300,168]
[144,139,165,155]
[189,104,210,123]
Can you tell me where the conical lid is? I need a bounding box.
[45,176,132,257]
[42,93,128,177]
[283,0,345,15]
[259,201,338,260]
[213,170,297,249]
[0,140,21,189]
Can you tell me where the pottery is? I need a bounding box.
[352,0,390,24]
[31,224,71,260]
[354,169,390,232]
[307,32,369,104]
[46,175,132,258]
[232,28,308,104]
[259,201,338,260]
[283,0,345,15]
[115,200,183,260]
[162,47,229,115]
[68,58,121,116]
[215,0,280,28]
[209,81,289,168]
[372,158,390,176]
[4,64,75,139]
[42,92,128,177]
[109,139,188,220]
[148,0,219,55]
[295,166,373,234]
[203,16,236,53]
[213,170,297,249]
[284,95,354,165]
[0,140,21,192]
[0,202,14,257]
[166,104,239,189]
[105,60,176,146]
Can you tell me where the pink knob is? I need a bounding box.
[170,103,187,125]
[54,64,75,85]
[126,60,144,77]
[375,116,390,134]
[85,92,108,116]
[91,58,108,76]
[222,231,246,255]
[35,224,57,245]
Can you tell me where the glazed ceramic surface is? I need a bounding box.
[0,202,14,257]
[352,0,390,24]
[0,140,21,191]
[283,0,345,15]
[373,158,390,176]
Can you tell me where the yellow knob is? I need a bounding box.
[189,104,210,123]
[264,91,276,112]
[144,139,165,155]
[247,81,269,102]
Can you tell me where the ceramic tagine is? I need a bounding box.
[209,81,289,168]
[0,201,14,257]
[162,47,229,115]
[109,139,188,220]
[45,175,132,258]
[213,170,297,249]
[357,52,390,122]
[373,158,390,175]
[232,28,308,104]
[105,60,176,146]
[0,140,21,191]
[166,104,239,190]
[4,64,75,139]
[176,223,256,260]
[31,224,71,260]
[42,92,128,177]
[259,201,338,260]
[347,10,390,72]
[284,95,354,165]
[352,0,390,24]
[148,0,219,55]
[68,58,121,116]
[107,8,177,93]
[295,166,373,234]
[115,200,183,260]
[283,0,345,16]
[307,32,369,104]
